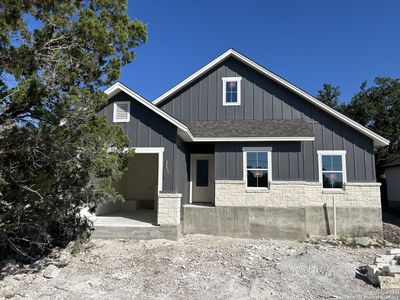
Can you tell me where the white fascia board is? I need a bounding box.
[189,136,315,142]
[153,50,234,105]
[152,49,389,147]
[105,82,190,134]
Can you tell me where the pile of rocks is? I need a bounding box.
[305,235,389,248]
[366,249,400,288]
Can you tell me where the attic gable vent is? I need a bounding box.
[113,101,130,122]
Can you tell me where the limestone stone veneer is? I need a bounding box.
[215,180,381,208]
[157,193,182,225]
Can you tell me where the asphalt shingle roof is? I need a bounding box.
[184,119,314,138]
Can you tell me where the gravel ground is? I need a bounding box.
[2,235,400,300]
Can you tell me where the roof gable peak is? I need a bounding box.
[151,49,389,147]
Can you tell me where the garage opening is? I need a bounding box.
[95,152,159,227]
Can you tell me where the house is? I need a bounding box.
[384,158,400,208]
[92,49,389,240]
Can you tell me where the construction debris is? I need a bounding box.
[366,249,400,288]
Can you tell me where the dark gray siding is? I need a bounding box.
[99,92,178,191]
[175,137,190,208]
[158,57,376,182]
[215,140,375,182]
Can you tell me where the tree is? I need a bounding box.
[0,1,147,259]
[316,83,342,110]
[343,78,400,171]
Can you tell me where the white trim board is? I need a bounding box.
[189,136,314,142]
[152,49,389,147]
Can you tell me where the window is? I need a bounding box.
[196,159,209,187]
[243,148,271,188]
[113,101,130,122]
[318,150,347,189]
[222,77,241,106]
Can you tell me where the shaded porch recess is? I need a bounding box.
[94,153,159,228]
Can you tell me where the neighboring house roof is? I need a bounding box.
[384,158,400,168]
[184,120,314,141]
[104,82,314,143]
[152,48,389,147]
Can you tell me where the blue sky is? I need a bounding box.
[122,0,399,103]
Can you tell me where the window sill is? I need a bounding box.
[246,188,270,193]
[223,102,240,106]
[322,189,345,194]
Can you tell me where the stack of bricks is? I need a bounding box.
[366,249,400,288]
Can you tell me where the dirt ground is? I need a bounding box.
[2,235,400,300]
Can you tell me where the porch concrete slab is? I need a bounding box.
[94,209,157,227]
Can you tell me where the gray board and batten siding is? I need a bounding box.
[157,56,376,182]
[99,92,180,193]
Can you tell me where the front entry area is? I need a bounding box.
[191,154,215,204]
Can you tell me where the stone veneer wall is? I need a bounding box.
[215,180,381,208]
[157,193,182,226]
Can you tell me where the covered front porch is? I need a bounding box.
[90,148,181,240]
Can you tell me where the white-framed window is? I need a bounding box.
[317,150,347,189]
[113,101,130,122]
[222,77,241,106]
[243,147,272,189]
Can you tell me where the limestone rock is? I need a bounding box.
[378,275,400,289]
[375,254,395,263]
[387,249,400,255]
[43,265,60,279]
[354,237,373,247]
[3,291,15,299]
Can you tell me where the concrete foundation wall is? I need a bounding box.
[183,205,382,239]
[183,180,382,239]
[92,225,181,240]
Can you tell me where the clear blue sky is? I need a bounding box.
[122,0,399,103]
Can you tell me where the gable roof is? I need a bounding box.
[152,49,389,147]
[104,82,314,143]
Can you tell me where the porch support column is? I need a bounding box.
[157,193,182,226]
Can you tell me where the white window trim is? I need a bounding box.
[243,147,272,189]
[317,150,347,189]
[113,101,131,122]
[222,77,241,106]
